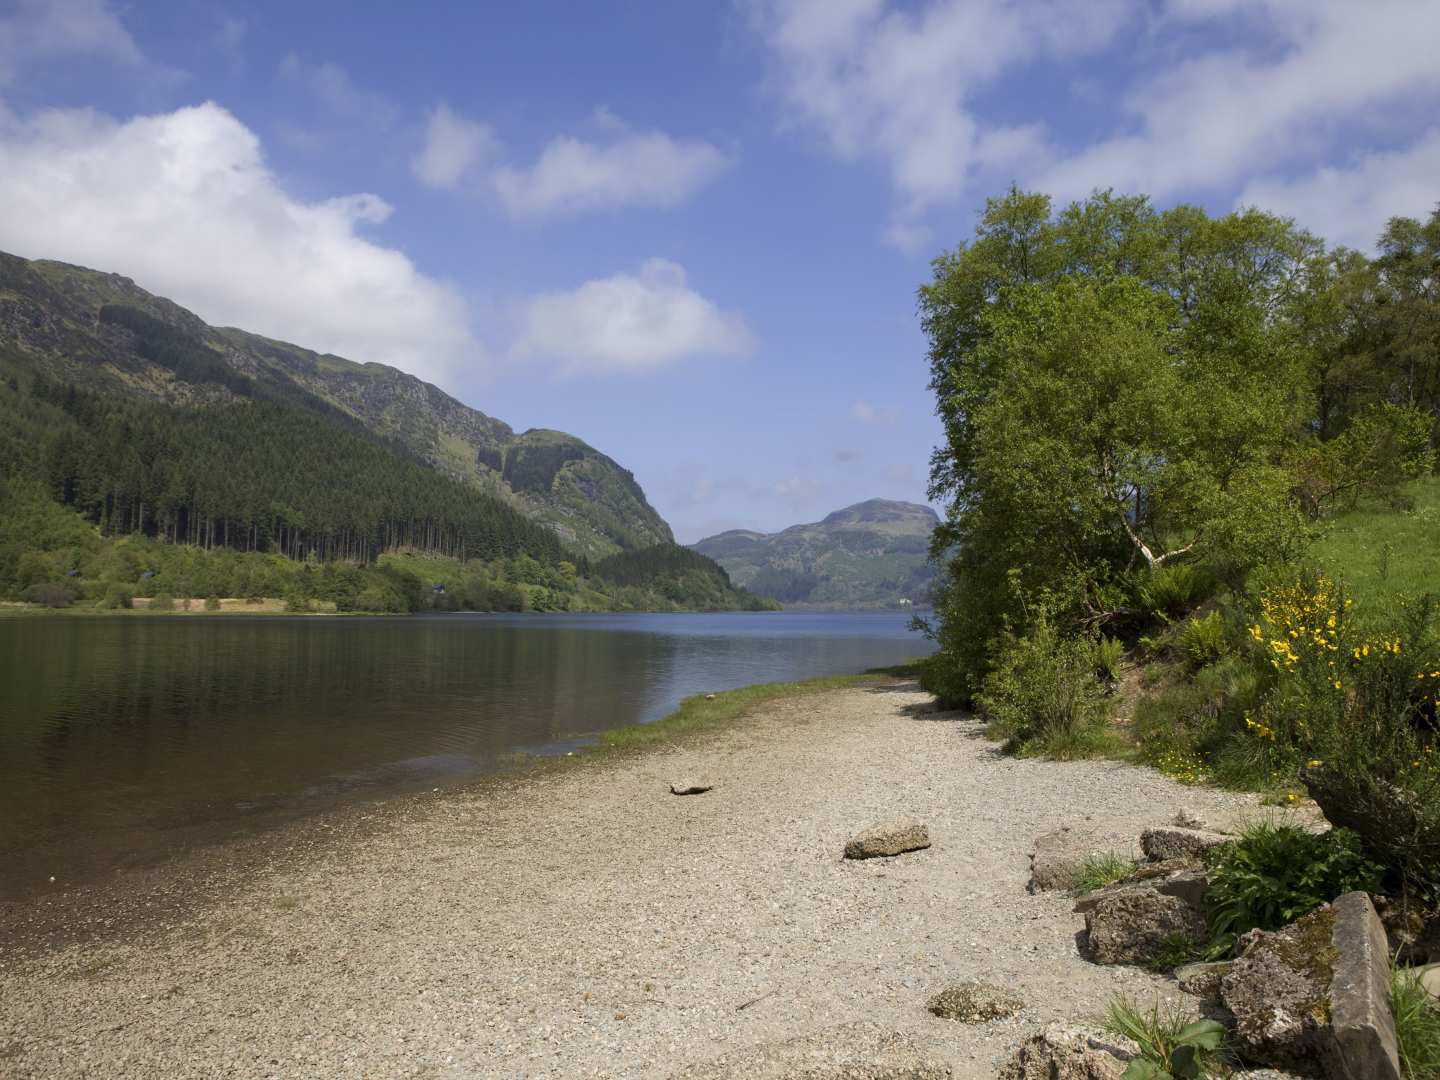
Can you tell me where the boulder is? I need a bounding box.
[1219,893,1400,1079]
[670,780,713,795]
[1329,891,1401,1080]
[1140,826,1231,863]
[844,818,930,860]
[1420,963,1440,1000]
[670,1021,950,1079]
[997,1025,1134,1080]
[1074,866,1208,915]
[1176,961,1234,1000]
[926,981,1023,1022]
[1030,826,1134,892]
[1077,869,1209,973]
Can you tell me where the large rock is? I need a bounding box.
[1081,880,1208,968]
[843,818,930,860]
[670,1021,950,1079]
[1377,894,1440,964]
[997,1025,1134,1080]
[1175,961,1234,1000]
[1220,893,1401,1079]
[1030,827,1134,892]
[1420,963,1440,1000]
[1329,891,1401,1080]
[1073,865,1208,915]
[926,981,1023,1022]
[1140,826,1231,862]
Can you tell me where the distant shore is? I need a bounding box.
[0,666,1269,1079]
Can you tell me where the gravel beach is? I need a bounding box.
[1,678,1275,1078]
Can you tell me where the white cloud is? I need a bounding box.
[747,0,1131,221]
[851,399,899,425]
[516,258,752,374]
[1237,130,1440,251]
[1037,1,1440,205]
[492,114,732,219]
[0,0,143,84]
[0,101,476,384]
[413,104,498,190]
[278,53,397,128]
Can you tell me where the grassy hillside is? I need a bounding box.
[1313,476,1440,612]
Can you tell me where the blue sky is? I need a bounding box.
[2,1,1438,542]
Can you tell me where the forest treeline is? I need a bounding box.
[0,359,771,613]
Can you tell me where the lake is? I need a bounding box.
[0,611,929,898]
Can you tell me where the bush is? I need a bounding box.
[1093,635,1125,685]
[1138,564,1214,620]
[977,615,1110,758]
[284,594,314,613]
[1102,995,1227,1079]
[21,582,75,608]
[99,583,133,609]
[149,592,175,611]
[1205,823,1383,956]
[1177,610,1227,669]
[1392,963,1440,1080]
[203,595,221,611]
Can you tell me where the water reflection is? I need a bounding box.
[0,611,926,895]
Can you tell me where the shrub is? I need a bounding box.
[149,592,175,612]
[1392,964,1440,1080]
[1137,564,1214,621]
[1102,996,1227,1080]
[1177,610,1227,669]
[20,582,75,608]
[203,595,221,611]
[99,583,133,609]
[1093,635,1125,685]
[1205,823,1383,956]
[977,614,1110,758]
[1072,852,1137,895]
[284,594,314,613]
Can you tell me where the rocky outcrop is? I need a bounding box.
[1081,883,1209,968]
[670,1021,951,1079]
[997,1025,1134,1080]
[1139,826,1231,862]
[1219,893,1400,1079]
[843,818,930,860]
[925,981,1023,1022]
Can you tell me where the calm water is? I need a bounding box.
[0,611,927,897]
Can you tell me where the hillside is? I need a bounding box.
[693,499,938,607]
[0,252,671,559]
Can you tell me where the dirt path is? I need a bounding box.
[0,680,1270,1078]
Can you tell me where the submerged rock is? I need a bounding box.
[843,818,930,860]
[670,1020,951,1079]
[926,981,1023,1022]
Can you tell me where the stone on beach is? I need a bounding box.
[843,817,930,859]
[926,981,1023,1022]
[670,779,713,795]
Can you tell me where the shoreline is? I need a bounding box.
[0,669,1273,1078]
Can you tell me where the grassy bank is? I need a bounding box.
[582,660,927,758]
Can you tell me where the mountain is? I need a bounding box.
[692,499,939,607]
[0,252,670,559]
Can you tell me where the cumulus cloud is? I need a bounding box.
[412,103,499,190]
[851,399,899,425]
[746,0,1131,221]
[0,101,476,383]
[492,113,732,219]
[1037,0,1440,205]
[516,258,752,374]
[1237,130,1440,251]
[0,0,143,84]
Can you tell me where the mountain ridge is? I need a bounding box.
[0,252,671,558]
[692,498,938,608]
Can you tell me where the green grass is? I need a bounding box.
[1071,851,1138,895]
[586,660,928,756]
[1313,476,1440,612]
[1393,965,1440,1080]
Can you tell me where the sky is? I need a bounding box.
[1,1,1438,543]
